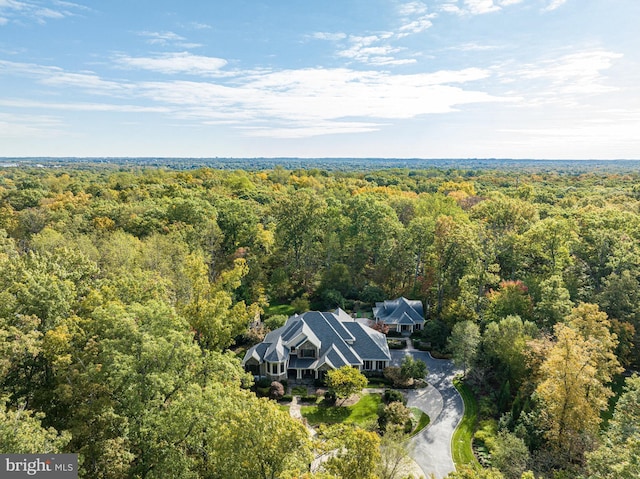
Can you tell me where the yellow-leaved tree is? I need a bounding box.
[535,303,622,461]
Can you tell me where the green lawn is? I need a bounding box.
[452,378,481,470]
[264,303,295,317]
[410,407,430,437]
[301,393,382,427]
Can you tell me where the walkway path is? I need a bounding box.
[391,341,464,479]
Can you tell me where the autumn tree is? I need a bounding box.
[319,424,381,479]
[535,305,621,461]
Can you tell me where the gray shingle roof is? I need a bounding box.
[373,297,425,325]
[242,308,391,370]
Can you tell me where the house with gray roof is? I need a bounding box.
[373,297,425,333]
[242,308,391,381]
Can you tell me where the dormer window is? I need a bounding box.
[300,348,316,358]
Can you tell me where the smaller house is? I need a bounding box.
[242,308,391,381]
[373,297,425,333]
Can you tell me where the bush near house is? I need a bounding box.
[387,339,407,349]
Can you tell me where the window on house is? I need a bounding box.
[376,361,386,370]
[280,363,285,373]
[300,349,315,358]
[363,360,373,370]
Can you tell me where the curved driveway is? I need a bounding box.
[390,347,463,479]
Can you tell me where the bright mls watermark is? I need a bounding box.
[1,455,77,478]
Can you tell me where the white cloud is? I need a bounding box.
[138,31,186,45]
[0,111,65,138]
[449,42,500,51]
[0,16,8,24]
[0,0,84,24]
[316,2,436,65]
[543,0,568,12]
[115,52,228,76]
[508,49,623,96]
[1,58,504,139]
[464,0,500,14]
[311,31,347,41]
[137,67,499,139]
[189,22,211,30]
[398,1,429,16]
[398,16,434,35]
[441,0,524,15]
[36,7,64,19]
[0,98,170,113]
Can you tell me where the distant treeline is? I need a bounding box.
[3,156,640,172]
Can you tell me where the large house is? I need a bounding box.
[373,297,425,333]
[243,308,391,381]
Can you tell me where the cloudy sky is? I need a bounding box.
[1,0,638,159]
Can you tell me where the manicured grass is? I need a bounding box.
[301,393,382,427]
[410,407,430,437]
[452,378,481,470]
[265,303,295,317]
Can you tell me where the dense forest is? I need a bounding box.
[1,164,639,478]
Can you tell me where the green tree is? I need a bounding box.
[483,315,538,400]
[586,375,640,479]
[0,397,70,453]
[180,253,257,350]
[484,281,533,324]
[490,431,530,479]
[533,274,572,329]
[400,356,428,382]
[449,321,480,376]
[326,366,368,405]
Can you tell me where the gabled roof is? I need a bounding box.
[342,321,391,361]
[242,308,391,370]
[264,336,287,362]
[373,297,424,325]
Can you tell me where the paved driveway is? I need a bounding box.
[390,347,463,479]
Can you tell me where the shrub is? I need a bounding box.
[401,356,428,381]
[270,381,285,400]
[255,377,271,388]
[256,386,271,397]
[292,386,307,396]
[324,390,337,405]
[379,401,414,432]
[280,394,293,402]
[264,314,288,331]
[383,389,406,405]
[300,395,318,403]
[387,339,407,349]
[383,367,405,388]
[313,377,327,387]
[291,296,310,313]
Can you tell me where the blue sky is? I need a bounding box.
[1,0,638,159]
